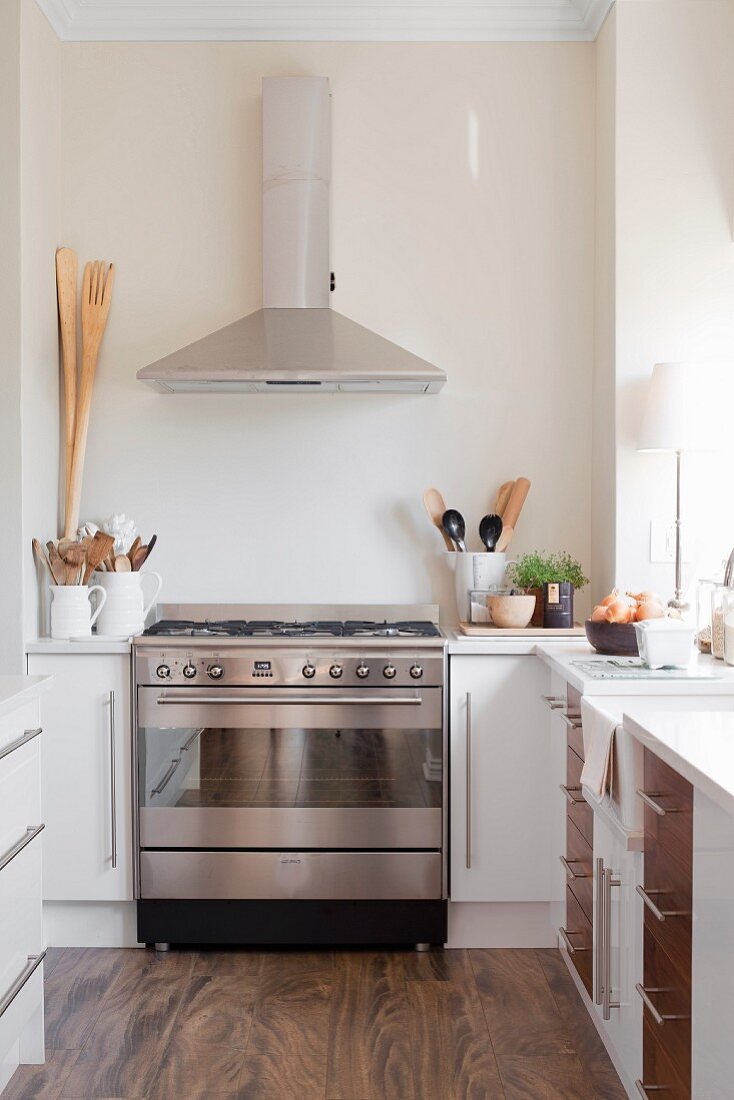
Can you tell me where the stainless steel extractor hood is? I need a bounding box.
[137,76,446,395]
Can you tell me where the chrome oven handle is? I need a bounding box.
[155,694,423,706]
[109,691,117,870]
[466,691,472,870]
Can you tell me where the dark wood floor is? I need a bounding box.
[5,946,627,1099]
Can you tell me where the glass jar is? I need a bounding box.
[724,590,734,667]
[696,579,716,653]
[712,585,730,660]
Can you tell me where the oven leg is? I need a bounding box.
[154,942,170,952]
[414,943,431,952]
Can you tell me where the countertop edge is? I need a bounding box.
[26,639,133,655]
[0,675,53,718]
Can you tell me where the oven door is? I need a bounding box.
[137,686,443,852]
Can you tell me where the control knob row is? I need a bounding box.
[299,663,423,680]
[155,663,224,680]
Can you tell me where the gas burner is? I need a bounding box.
[142,617,442,640]
[343,621,442,639]
[244,621,344,638]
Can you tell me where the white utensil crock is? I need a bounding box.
[95,571,162,638]
[50,585,107,639]
[444,552,516,621]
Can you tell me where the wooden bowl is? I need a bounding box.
[584,619,639,656]
[488,594,536,629]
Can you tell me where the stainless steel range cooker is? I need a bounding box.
[132,604,447,950]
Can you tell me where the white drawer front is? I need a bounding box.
[0,959,44,1067]
[0,701,40,756]
[0,834,44,1002]
[0,737,42,853]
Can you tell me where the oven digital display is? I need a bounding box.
[254,661,272,671]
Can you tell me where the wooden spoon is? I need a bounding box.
[114,554,132,573]
[83,531,116,583]
[494,480,515,517]
[32,539,54,581]
[423,488,454,551]
[65,260,115,537]
[127,536,142,566]
[56,247,78,533]
[500,477,531,535]
[46,541,67,585]
[62,543,88,585]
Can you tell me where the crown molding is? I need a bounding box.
[36,0,615,42]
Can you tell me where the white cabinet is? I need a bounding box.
[26,654,133,902]
[592,807,643,1094]
[449,655,551,902]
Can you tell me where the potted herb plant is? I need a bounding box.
[508,551,589,628]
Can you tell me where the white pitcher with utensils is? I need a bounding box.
[95,571,162,638]
[50,584,107,639]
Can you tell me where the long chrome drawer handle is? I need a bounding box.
[635,984,689,1026]
[0,951,46,1020]
[636,885,690,921]
[558,927,582,954]
[636,789,682,816]
[151,758,182,797]
[0,728,42,763]
[560,712,583,731]
[156,695,422,706]
[541,695,566,710]
[560,784,585,805]
[560,855,590,880]
[635,1084,668,1097]
[0,825,45,875]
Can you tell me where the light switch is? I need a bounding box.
[649,521,690,564]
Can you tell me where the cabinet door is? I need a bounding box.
[449,655,551,902]
[593,810,643,1086]
[27,654,132,901]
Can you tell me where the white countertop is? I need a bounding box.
[27,638,132,655]
[0,675,52,718]
[535,643,734,695]
[446,631,587,656]
[624,710,734,817]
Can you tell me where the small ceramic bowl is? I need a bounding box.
[487,593,536,629]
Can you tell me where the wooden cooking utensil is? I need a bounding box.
[130,544,148,572]
[136,533,157,570]
[494,480,515,517]
[56,247,78,531]
[83,531,116,583]
[495,477,531,552]
[113,554,132,573]
[495,525,515,553]
[127,536,142,566]
[46,541,66,585]
[62,543,88,585]
[32,539,54,581]
[65,260,115,538]
[423,488,455,551]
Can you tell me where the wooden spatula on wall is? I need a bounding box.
[65,260,115,538]
[56,247,78,528]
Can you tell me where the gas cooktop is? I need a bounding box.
[144,619,442,639]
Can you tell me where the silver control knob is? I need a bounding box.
[156,664,171,680]
[356,663,370,679]
[182,663,197,679]
[383,664,397,679]
[207,664,224,680]
[302,663,316,679]
[329,664,343,679]
[410,664,424,680]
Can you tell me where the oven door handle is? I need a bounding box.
[155,694,423,706]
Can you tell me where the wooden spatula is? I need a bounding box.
[56,247,78,533]
[494,480,515,517]
[32,539,54,581]
[46,541,67,585]
[65,260,115,538]
[62,543,87,585]
[83,531,116,583]
[423,488,455,551]
[496,478,531,552]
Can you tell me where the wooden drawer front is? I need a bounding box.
[641,926,690,1083]
[566,716,584,762]
[565,818,593,922]
[643,836,692,977]
[567,684,582,715]
[641,1016,690,1100]
[565,885,593,997]
[642,749,693,863]
[565,746,593,847]
[0,736,41,854]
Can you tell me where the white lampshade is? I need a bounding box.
[637,362,708,453]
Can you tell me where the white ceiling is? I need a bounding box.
[36,0,614,42]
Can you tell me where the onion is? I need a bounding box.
[628,590,663,606]
[599,589,620,608]
[591,605,607,622]
[635,600,666,621]
[605,599,634,624]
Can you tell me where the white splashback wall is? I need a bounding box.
[57,42,594,622]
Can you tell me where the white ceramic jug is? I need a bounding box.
[443,551,517,622]
[95,571,162,638]
[50,585,107,639]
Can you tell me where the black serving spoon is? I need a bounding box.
[479,513,503,552]
[442,509,467,552]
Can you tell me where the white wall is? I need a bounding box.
[54,41,595,622]
[614,0,734,600]
[591,7,616,604]
[21,0,61,641]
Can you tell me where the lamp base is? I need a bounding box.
[668,597,689,613]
